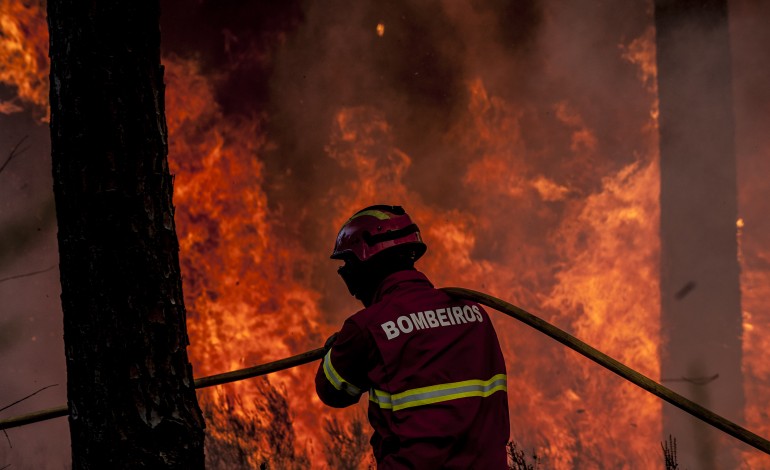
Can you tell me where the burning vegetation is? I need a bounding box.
[1,0,770,468]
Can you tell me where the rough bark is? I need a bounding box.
[47,1,205,468]
[654,1,743,468]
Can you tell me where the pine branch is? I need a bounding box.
[0,384,58,414]
[0,136,30,176]
[0,265,57,285]
[662,435,678,469]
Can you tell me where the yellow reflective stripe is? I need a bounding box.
[369,374,506,412]
[369,388,393,409]
[323,349,362,397]
[349,210,392,221]
[394,374,507,399]
[393,384,507,411]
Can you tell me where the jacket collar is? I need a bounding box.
[371,269,433,304]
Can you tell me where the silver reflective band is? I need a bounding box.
[323,349,362,396]
[369,374,507,411]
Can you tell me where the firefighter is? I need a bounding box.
[316,205,510,469]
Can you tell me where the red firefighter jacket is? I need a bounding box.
[315,269,509,469]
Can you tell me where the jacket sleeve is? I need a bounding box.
[315,318,372,408]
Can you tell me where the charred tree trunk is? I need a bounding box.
[654,1,743,469]
[47,1,205,468]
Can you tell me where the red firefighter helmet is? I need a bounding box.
[331,205,427,262]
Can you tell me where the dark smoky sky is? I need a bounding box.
[1,0,770,468]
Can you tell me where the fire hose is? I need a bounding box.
[1,287,769,457]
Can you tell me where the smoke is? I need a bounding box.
[0,107,66,467]
[159,0,769,466]
[164,0,654,301]
[159,0,662,466]
[731,1,770,469]
[2,0,770,468]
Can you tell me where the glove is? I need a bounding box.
[324,332,339,351]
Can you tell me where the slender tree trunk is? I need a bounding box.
[47,1,205,468]
[655,1,743,468]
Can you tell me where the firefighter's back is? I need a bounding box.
[353,270,510,469]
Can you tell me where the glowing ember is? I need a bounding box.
[376,22,385,37]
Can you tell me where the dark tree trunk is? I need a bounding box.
[655,1,743,468]
[47,1,205,468]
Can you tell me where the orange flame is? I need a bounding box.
[163,56,329,453]
[4,2,770,469]
[738,154,770,468]
[0,0,48,118]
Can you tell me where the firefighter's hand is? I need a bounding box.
[324,332,339,351]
